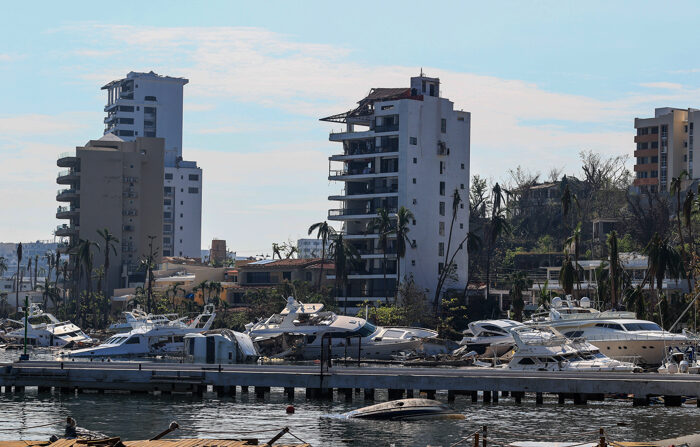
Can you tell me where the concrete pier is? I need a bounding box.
[2,361,700,407]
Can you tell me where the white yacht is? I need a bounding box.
[5,304,92,348]
[67,305,216,358]
[459,320,524,358]
[108,307,180,333]
[246,297,437,360]
[525,296,691,365]
[506,326,639,372]
[184,329,258,364]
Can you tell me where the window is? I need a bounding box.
[180,213,183,218]
[461,163,465,170]
[381,105,394,110]
[438,242,445,257]
[651,142,658,149]
[412,198,417,205]
[412,178,416,184]
[651,156,658,163]
[459,223,464,229]
[651,170,658,178]
[145,96,157,101]
[439,201,445,216]
[118,106,134,112]
[247,272,271,284]
[164,212,172,218]
[440,161,445,174]
[164,186,172,193]
[412,219,416,225]
[439,221,445,236]
[118,118,134,124]
[163,224,172,231]
[413,157,417,164]
[458,116,465,121]
[411,260,416,266]
[189,174,199,181]
[438,262,444,273]
[282,271,292,280]
[164,199,171,205]
[441,118,447,133]
[460,183,465,189]
[439,181,445,195]
[165,173,173,180]
[118,130,134,137]
[188,187,199,194]
[410,137,418,145]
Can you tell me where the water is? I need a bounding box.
[2,351,700,446]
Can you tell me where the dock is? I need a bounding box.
[2,361,700,407]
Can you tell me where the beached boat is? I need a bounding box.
[4,304,92,348]
[108,307,180,333]
[184,329,258,364]
[459,319,524,358]
[506,326,639,372]
[246,297,435,360]
[67,305,216,358]
[525,296,691,365]
[341,398,464,420]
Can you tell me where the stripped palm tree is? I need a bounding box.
[670,171,692,292]
[395,206,415,298]
[565,222,583,295]
[308,221,336,291]
[15,243,22,309]
[369,208,393,303]
[329,233,360,313]
[96,228,119,299]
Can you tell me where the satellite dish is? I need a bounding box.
[580,297,591,308]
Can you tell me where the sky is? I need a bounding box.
[2,1,700,256]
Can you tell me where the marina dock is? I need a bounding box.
[2,361,700,407]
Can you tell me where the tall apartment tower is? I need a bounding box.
[634,107,700,193]
[322,75,471,311]
[56,135,164,296]
[102,71,202,258]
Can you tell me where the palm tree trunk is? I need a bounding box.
[383,251,388,304]
[318,243,325,291]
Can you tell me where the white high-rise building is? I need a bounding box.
[297,238,332,259]
[102,71,202,258]
[322,75,470,310]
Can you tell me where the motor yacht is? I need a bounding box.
[108,307,180,333]
[4,304,92,348]
[525,296,691,365]
[506,326,639,372]
[245,297,437,360]
[459,319,524,358]
[67,305,216,358]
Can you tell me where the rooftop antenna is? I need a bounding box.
[420,67,424,77]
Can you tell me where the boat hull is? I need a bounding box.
[342,398,464,421]
[301,338,422,360]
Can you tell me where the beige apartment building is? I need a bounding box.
[56,134,164,297]
[634,107,699,192]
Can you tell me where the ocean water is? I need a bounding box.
[1,350,700,446]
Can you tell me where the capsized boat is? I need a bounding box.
[459,319,524,358]
[66,305,216,358]
[506,326,640,372]
[184,329,258,364]
[4,304,92,347]
[341,398,464,420]
[246,297,437,360]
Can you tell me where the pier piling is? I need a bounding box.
[483,390,491,403]
[536,392,543,405]
[388,389,404,401]
[406,389,414,398]
[633,396,650,407]
[492,390,499,403]
[284,387,294,400]
[664,395,683,407]
[363,388,374,400]
[558,393,566,404]
[471,391,478,402]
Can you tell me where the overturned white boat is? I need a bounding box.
[459,319,524,358]
[5,304,92,348]
[246,297,437,360]
[341,398,464,420]
[67,305,216,358]
[184,329,258,364]
[506,326,639,372]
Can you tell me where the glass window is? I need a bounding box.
[439,201,445,216]
[165,173,173,180]
[189,174,199,181]
[410,137,417,145]
[188,187,199,194]
[439,181,445,195]
[441,119,447,133]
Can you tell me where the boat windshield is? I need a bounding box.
[104,336,128,345]
[357,322,377,337]
[623,322,662,332]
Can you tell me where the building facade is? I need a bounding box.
[322,75,471,310]
[634,107,699,193]
[56,134,164,296]
[297,238,332,259]
[101,71,202,258]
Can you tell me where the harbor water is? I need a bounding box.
[2,352,700,446]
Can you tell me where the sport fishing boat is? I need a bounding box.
[67,305,216,358]
[245,297,437,360]
[506,326,639,372]
[4,304,92,348]
[341,398,464,420]
[657,346,700,374]
[108,307,181,333]
[525,296,691,365]
[459,319,524,358]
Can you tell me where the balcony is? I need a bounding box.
[57,152,78,168]
[56,188,79,202]
[328,207,397,220]
[634,134,658,144]
[56,206,79,219]
[329,168,399,181]
[123,225,134,232]
[633,177,659,186]
[56,169,80,185]
[329,186,399,201]
[634,149,657,158]
[329,129,375,142]
[55,224,77,237]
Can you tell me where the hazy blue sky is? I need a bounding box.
[2,1,700,255]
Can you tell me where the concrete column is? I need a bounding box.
[364,388,375,400]
[388,389,404,401]
[501,391,509,397]
[341,388,353,401]
[306,388,314,399]
[492,391,499,403]
[558,394,566,404]
[447,390,456,402]
[240,386,249,393]
[633,396,650,407]
[483,391,492,403]
[421,390,436,400]
[213,386,224,395]
[573,394,587,405]
[406,389,414,398]
[14,386,25,393]
[514,392,522,404]
[255,386,269,398]
[471,391,478,402]
[284,387,294,400]
[536,392,543,405]
[37,386,51,394]
[664,395,683,407]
